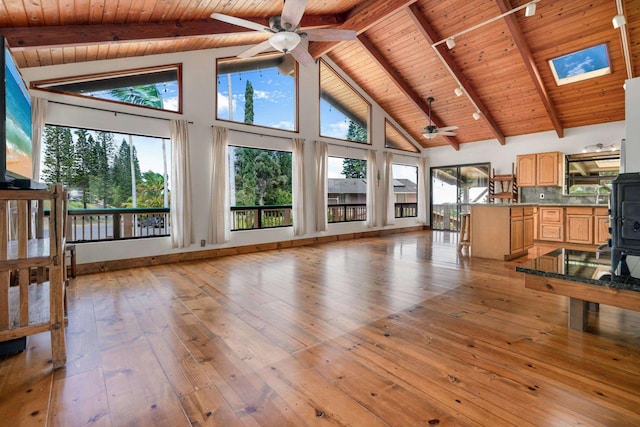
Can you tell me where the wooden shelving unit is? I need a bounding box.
[489,163,518,203]
[0,184,68,368]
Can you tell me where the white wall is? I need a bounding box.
[625,77,640,173]
[23,47,422,264]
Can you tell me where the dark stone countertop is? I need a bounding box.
[515,249,640,292]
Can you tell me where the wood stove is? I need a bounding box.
[610,173,640,279]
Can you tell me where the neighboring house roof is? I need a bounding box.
[328,178,417,194]
[393,179,417,193]
[328,178,367,194]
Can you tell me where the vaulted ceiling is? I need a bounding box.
[1,0,637,150]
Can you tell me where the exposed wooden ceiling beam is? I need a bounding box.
[357,34,460,151]
[2,15,343,50]
[308,0,418,59]
[496,0,564,138]
[407,4,506,145]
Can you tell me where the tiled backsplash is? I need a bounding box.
[520,186,609,205]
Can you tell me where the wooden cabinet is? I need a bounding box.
[517,151,562,187]
[566,207,594,244]
[516,154,536,187]
[595,207,611,245]
[471,205,534,260]
[537,206,611,246]
[539,207,564,242]
[537,152,562,186]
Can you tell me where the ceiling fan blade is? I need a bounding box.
[281,0,307,30]
[237,39,274,58]
[210,13,271,32]
[303,28,357,42]
[289,42,315,67]
[438,131,457,136]
[437,125,458,132]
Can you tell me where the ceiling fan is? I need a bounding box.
[422,97,458,140]
[210,0,356,67]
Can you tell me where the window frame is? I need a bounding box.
[548,44,611,86]
[391,163,419,218]
[215,53,299,133]
[385,119,420,153]
[319,59,371,144]
[31,64,183,113]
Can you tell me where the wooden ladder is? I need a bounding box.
[489,163,518,203]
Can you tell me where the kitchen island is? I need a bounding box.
[517,249,640,331]
[470,204,536,260]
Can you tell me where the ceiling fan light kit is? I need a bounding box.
[269,31,301,53]
[210,0,356,66]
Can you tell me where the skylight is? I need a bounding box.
[549,44,611,86]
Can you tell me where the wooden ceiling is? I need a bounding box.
[1,0,637,150]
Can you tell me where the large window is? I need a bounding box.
[320,60,370,143]
[549,44,610,86]
[565,151,619,198]
[327,156,367,222]
[41,125,170,241]
[230,146,293,230]
[431,163,489,231]
[217,54,297,131]
[393,164,418,218]
[32,65,181,112]
[386,120,419,153]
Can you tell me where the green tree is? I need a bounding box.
[137,171,166,207]
[42,125,75,185]
[346,120,367,143]
[71,129,95,208]
[90,131,115,208]
[244,80,254,124]
[111,139,141,207]
[342,158,367,179]
[110,85,164,109]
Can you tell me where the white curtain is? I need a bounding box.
[292,138,306,236]
[366,149,377,228]
[31,97,48,182]
[170,119,193,248]
[208,126,230,244]
[315,140,328,232]
[383,152,395,226]
[418,156,429,225]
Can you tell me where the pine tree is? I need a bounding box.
[346,120,367,143]
[111,139,142,207]
[72,128,94,208]
[42,125,75,185]
[244,80,254,124]
[341,158,367,179]
[90,131,115,208]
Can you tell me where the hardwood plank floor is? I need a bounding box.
[1,231,639,426]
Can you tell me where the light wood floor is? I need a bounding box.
[1,231,640,426]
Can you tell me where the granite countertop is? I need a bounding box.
[516,248,640,291]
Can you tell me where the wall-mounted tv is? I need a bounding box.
[0,35,36,188]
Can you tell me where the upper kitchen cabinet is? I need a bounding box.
[517,151,563,187]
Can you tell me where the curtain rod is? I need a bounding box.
[49,100,193,124]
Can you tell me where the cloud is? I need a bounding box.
[271,120,295,131]
[217,92,230,114]
[163,97,179,112]
[567,56,594,77]
[322,121,349,139]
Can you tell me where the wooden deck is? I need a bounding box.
[1,231,639,426]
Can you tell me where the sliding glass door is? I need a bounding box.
[431,163,490,231]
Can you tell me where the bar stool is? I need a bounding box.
[458,213,471,253]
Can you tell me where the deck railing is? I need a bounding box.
[231,205,293,231]
[48,201,419,242]
[46,207,171,243]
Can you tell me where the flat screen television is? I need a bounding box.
[0,35,40,189]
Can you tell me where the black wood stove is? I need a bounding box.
[610,173,640,278]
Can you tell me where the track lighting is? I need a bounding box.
[582,143,620,153]
[612,14,626,29]
[525,3,537,17]
[472,111,481,120]
[454,87,463,97]
[446,38,456,49]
